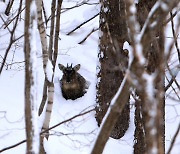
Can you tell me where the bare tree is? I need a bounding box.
[92,0,179,153]
[0,0,179,153]
[134,0,157,153]
[95,0,130,139]
[24,0,39,153]
[35,0,62,153]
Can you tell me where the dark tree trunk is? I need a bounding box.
[133,98,146,154]
[24,0,33,152]
[134,0,165,153]
[96,0,130,139]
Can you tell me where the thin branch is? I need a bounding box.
[4,7,25,29]
[170,11,180,63]
[165,75,180,101]
[163,9,180,26]
[67,13,99,35]
[0,108,95,153]
[0,139,26,153]
[78,28,98,44]
[167,65,180,91]
[165,76,175,92]
[42,0,48,26]
[0,0,23,75]
[166,18,180,62]
[0,15,11,32]
[48,0,56,61]
[52,0,62,69]
[61,1,99,13]
[41,108,95,134]
[5,0,15,16]
[167,123,180,154]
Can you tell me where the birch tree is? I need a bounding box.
[35,0,62,153]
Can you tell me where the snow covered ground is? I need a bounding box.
[0,0,180,154]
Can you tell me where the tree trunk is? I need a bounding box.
[96,0,130,139]
[132,0,177,152]
[24,1,33,150]
[24,0,39,153]
[134,1,157,153]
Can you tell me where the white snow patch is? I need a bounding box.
[130,5,136,14]
[0,2,6,13]
[29,1,40,153]
[123,41,133,67]
[46,60,53,82]
[143,72,155,101]
[160,2,169,11]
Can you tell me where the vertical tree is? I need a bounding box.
[96,0,130,139]
[92,0,179,153]
[24,0,39,153]
[133,0,158,153]
[35,0,62,153]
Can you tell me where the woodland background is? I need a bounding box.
[0,0,180,154]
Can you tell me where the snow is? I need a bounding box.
[143,73,156,102]
[160,1,169,11]
[0,1,180,154]
[46,59,53,82]
[0,2,6,13]
[123,41,133,67]
[29,1,39,153]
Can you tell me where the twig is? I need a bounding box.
[78,28,98,44]
[0,108,95,153]
[5,0,15,16]
[42,0,48,26]
[163,9,179,26]
[67,13,99,35]
[0,0,23,75]
[4,7,25,29]
[165,21,180,63]
[0,139,26,153]
[167,64,180,91]
[62,1,99,13]
[170,11,180,63]
[167,123,180,154]
[41,108,95,134]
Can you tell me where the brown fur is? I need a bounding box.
[58,64,88,100]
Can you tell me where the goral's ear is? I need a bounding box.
[58,64,65,71]
[74,64,81,71]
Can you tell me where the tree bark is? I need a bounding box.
[134,1,157,153]
[24,0,39,153]
[132,0,179,153]
[24,1,33,152]
[92,75,131,154]
[96,0,130,139]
